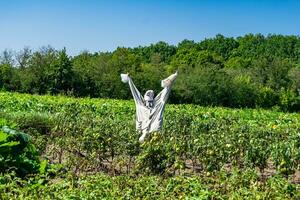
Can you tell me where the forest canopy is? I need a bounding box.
[1,34,300,111]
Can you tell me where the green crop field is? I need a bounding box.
[0,92,299,199]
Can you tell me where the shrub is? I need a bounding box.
[0,125,40,177]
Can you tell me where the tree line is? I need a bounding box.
[1,34,300,111]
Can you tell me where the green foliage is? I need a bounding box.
[48,48,73,94]
[0,170,299,199]
[279,89,300,112]
[198,34,239,60]
[256,86,278,108]
[0,125,40,177]
[1,34,300,111]
[1,92,299,177]
[136,133,171,175]
[0,92,299,198]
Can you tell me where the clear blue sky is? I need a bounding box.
[1,0,300,55]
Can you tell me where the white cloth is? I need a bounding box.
[121,72,178,142]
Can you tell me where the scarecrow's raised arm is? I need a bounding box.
[154,71,178,103]
[161,71,178,88]
[121,73,144,105]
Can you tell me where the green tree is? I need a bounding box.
[199,34,239,60]
[49,48,73,94]
[19,46,57,94]
[0,50,15,90]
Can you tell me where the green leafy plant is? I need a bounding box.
[0,125,40,177]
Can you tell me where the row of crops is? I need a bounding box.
[0,91,299,198]
[1,92,299,176]
[1,169,298,199]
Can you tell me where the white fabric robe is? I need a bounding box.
[121,72,177,142]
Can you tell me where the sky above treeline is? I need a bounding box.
[1,0,300,55]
